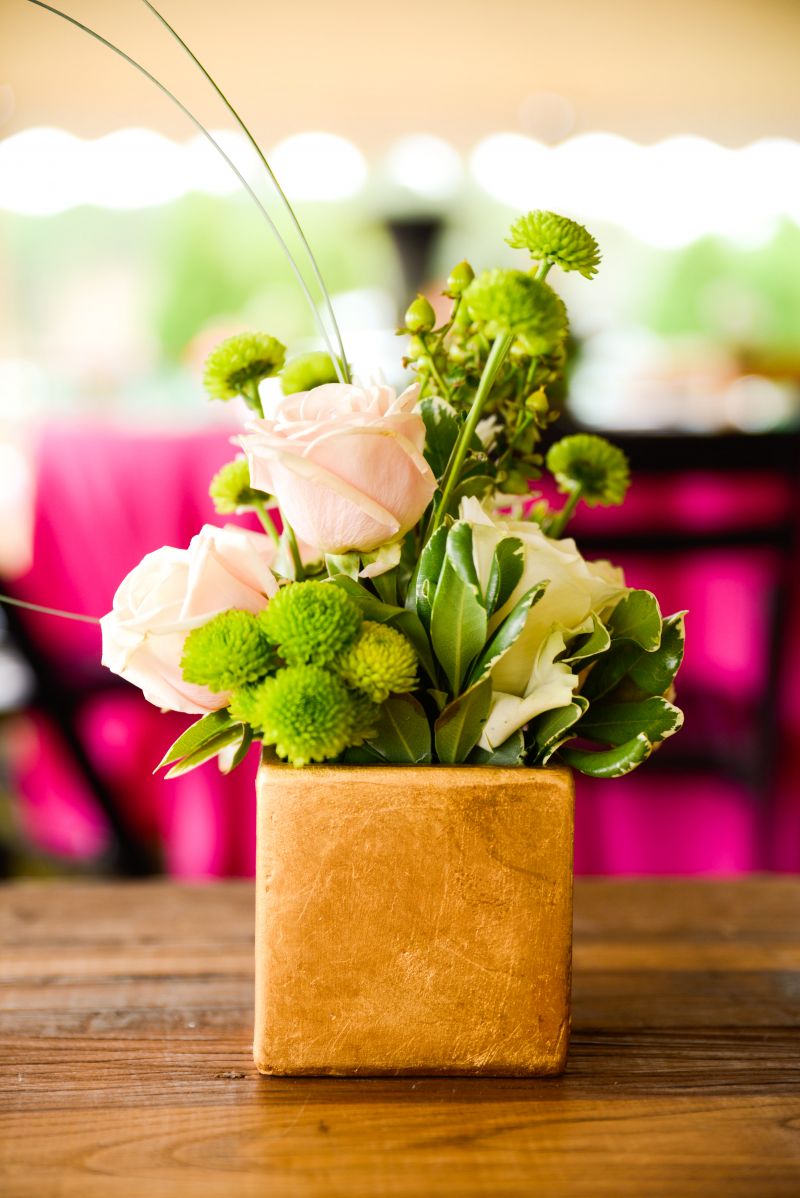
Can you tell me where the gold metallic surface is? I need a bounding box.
[254,764,574,1076]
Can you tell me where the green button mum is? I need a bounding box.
[208,457,263,515]
[464,269,568,355]
[203,332,286,410]
[507,210,601,279]
[261,580,362,666]
[256,665,370,766]
[546,434,630,507]
[181,610,276,691]
[339,620,418,703]
[281,351,340,396]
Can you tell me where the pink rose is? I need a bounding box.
[100,524,279,714]
[240,381,436,554]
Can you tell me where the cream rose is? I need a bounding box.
[460,497,627,749]
[240,381,436,554]
[100,524,279,714]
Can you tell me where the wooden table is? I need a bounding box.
[1,878,798,1197]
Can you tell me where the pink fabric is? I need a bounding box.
[9,424,260,877]
[6,425,800,875]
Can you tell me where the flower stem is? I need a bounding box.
[0,594,100,624]
[139,0,350,384]
[430,331,514,534]
[422,342,451,401]
[548,486,583,538]
[252,500,281,545]
[283,524,306,581]
[25,1,346,377]
[242,380,264,417]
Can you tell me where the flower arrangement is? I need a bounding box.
[100,210,685,778]
[22,0,685,782]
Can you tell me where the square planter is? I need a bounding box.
[254,763,574,1077]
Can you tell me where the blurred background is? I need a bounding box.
[0,0,799,877]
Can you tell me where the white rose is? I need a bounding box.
[100,524,279,714]
[460,497,627,749]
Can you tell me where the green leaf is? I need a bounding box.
[415,525,448,632]
[430,558,487,694]
[156,709,234,771]
[465,583,546,687]
[467,729,525,765]
[559,733,654,778]
[450,474,495,507]
[484,536,524,616]
[390,610,437,685]
[434,676,493,764]
[371,568,398,607]
[530,695,589,764]
[366,694,432,764]
[164,723,246,779]
[576,696,684,747]
[420,395,460,479]
[609,589,663,650]
[340,743,385,764]
[429,523,488,693]
[445,521,483,597]
[580,639,643,704]
[626,612,686,697]
[560,615,611,665]
[330,575,398,620]
[219,725,254,774]
[581,611,686,704]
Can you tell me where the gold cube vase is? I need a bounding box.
[254,763,574,1077]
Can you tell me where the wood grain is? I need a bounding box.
[1,878,799,1197]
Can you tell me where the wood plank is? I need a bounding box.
[1,878,799,1197]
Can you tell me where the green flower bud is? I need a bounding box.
[208,457,264,514]
[546,434,630,507]
[261,580,362,666]
[525,389,549,416]
[445,260,475,297]
[464,269,568,355]
[203,332,286,407]
[281,351,339,396]
[404,295,436,334]
[507,210,601,279]
[256,665,366,766]
[181,610,276,691]
[338,620,418,704]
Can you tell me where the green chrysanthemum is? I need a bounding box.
[464,269,568,354]
[228,683,266,731]
[507,210,601,279]
[181,610,276,691]
[261,580,362,666]
[546,434,630,507]
[281,351,339,396]
[257,665,363,765]
[203,333,286,408]
[339,620,418,704]
[208,457,265,514]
